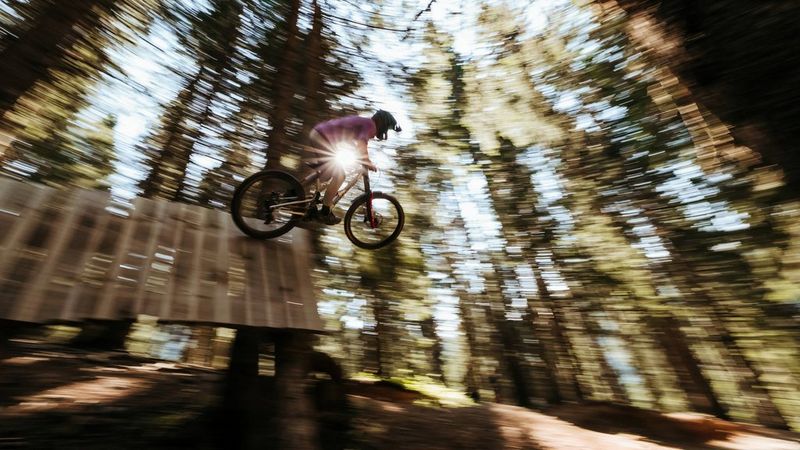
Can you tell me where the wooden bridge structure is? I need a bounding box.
[0,177,328,449]
[0,177,321,330]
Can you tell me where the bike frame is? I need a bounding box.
[272,165,376,227]
[300,166,370,208]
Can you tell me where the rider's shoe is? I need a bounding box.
[304,205,319,221]
[319,206,341,225]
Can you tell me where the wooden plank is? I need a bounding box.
[195,208,219,323]
[212,209,232,324]
[0,188,70,319]
[137,200,178,317]
[286,253,306,328]
[63,194,132,320]
[130,198,169,316]
[248,237,270,327]
[227,235,250,326]
[158,203,189,320]
[226,213,247,326]
[72,212,128,318]
[58,197,113,321]
[278,231,309,329]
[0,177,20,204]
[263,241,287,329]
[93,197,142,319]
[36,196,106,321]
[166,233,191,320]
[11,189,92,322]
[184,219,205,323]
[0,185,53,277]
[291,230,322,330]
[0,181,48,252]
[0,179,322,331]
[169,213,200,322]
[103,200,157,322]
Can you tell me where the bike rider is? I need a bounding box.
[307,110,401,225]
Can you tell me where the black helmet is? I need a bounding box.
[372,110,401,141]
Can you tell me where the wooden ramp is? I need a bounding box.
[0,177,322,331]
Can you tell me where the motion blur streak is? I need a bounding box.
[1,0,799,448]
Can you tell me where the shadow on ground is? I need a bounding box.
[2,340,798,450]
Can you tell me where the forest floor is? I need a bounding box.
[1,339,798,450]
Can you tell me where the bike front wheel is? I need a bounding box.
[344,192,404,250]
[231,170,305,239]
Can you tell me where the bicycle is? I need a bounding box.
[230,155,404,250]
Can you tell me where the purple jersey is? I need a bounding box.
[312,116,376,145]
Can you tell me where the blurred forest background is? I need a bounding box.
[1,0,799,439]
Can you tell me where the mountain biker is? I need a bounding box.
[306,110,401,225]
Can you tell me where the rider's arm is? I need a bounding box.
[357,139,377,171]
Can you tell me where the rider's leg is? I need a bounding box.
[322,170,344,209]
[306,130,342,224]
[302,131,328,216]
[319,168,344,225]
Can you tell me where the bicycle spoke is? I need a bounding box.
[346,196,403,247]
[237,178,305,233]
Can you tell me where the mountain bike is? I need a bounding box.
[231,159,404,250]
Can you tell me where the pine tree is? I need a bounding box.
[138,0,243,201]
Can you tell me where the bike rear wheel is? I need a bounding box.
[343,192,404,250]
[231,170,306,239]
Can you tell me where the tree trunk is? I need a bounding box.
[594,337,630,404]
[265,0,301,169]
[420,317,445,382]
[197,105,255,207]
[69,319,132,351]
[219,327,261,450]
[634,209,789,427]
[172,1,243,202]
[483,266,532,407]
[531,265,584,404]
[140,67,206,199]
[170,84,220,202]
[615,309,670,410]
[606,0,800,194]
[301,0,325,137]
[705,303,789,429]
[526,279,564,405]
[273,331,318,450]
[648,315,728,419]
[0,0,115,117]
[372,297,388,378]
[443,249,497,399]
[457,296,482,400]
[473,137,580,404]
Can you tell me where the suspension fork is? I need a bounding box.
[362,174,377,228]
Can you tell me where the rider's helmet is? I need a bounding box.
[372,110,401,141]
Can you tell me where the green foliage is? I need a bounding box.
[1,0,798,431]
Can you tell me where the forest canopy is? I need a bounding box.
[1,0,798,432]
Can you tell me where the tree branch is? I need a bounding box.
[402,0,438,41]
[324,12,411,32]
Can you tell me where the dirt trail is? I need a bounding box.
[350,396,799,450]
[1,341,798,450]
